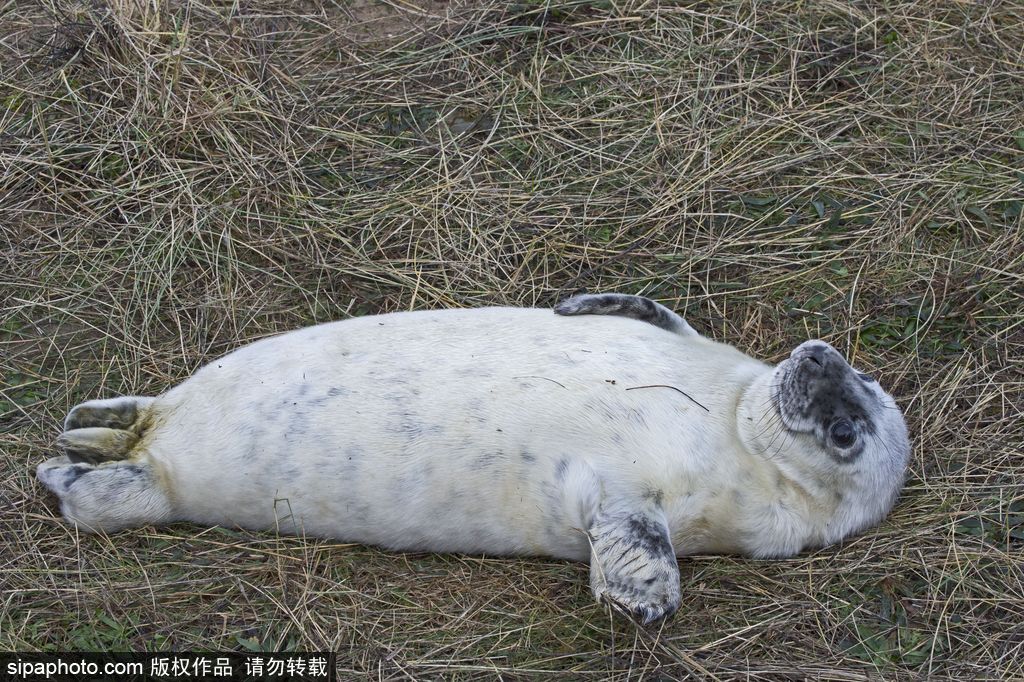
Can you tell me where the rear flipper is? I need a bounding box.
[65,396,154,431]
[36,456,172,533]
[60,396,154,464]
[57,428,139,465]
[554,293,698,337]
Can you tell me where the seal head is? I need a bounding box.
[751,339,911,545]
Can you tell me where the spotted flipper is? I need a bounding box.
[60,396,154,464]
[36,456,172,532]
[554,293,698,337]
[64,396,154,431]
[57,427,140,464]
[588,503,681,625]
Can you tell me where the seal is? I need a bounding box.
[36,294,911,623]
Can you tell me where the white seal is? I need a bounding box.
[37,293,910,623]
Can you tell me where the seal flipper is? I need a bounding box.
[588,502,681,624]
[42,396,168,531]
[57,427,140,464]
[554,293,698,337]
[36,456,173,532]
[65,396,154,431]
[61,396,154,463]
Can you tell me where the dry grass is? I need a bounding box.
[1,0,1022,678]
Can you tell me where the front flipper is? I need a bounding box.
[588,504,681,624]
[554,293,698,337]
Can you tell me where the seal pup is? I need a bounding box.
[36,294,911,623]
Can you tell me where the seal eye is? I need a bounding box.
[829,419,856,448]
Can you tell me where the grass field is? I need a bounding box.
[2,0,1022,678]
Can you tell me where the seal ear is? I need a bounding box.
[587,503,681,624]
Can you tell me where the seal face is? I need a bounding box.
[35,294,911,624]
[777,340,877,462]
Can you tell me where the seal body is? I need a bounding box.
[37,297,911,623]
[67,308,768,557]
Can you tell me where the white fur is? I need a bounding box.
[43,306,910,562]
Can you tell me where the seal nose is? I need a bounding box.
[805,344,827,367]
[791,340,834,368]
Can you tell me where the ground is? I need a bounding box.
[1,0,1022,679]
